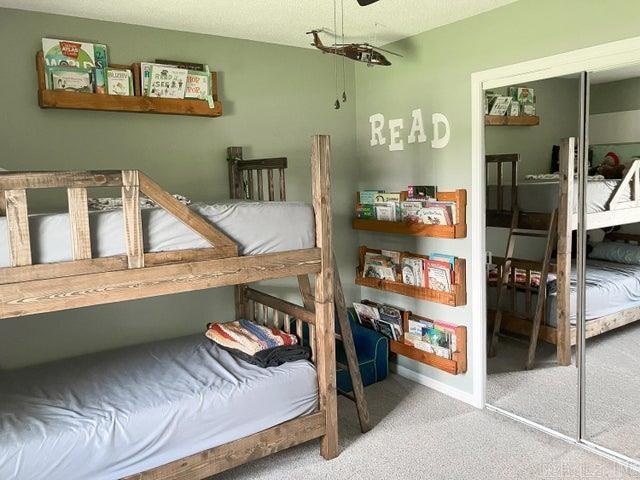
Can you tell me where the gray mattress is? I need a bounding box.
[0,334,318,480]
[487,179,630,214]
[490,259,640,326]
[0,201,315,267]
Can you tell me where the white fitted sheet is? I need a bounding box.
[0,334,318,480]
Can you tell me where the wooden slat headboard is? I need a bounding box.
[227,146,287,201]
[486,153,519,212]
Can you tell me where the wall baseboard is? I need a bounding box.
[392,363,477,407]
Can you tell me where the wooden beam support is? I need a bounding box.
[122,170,144,269]
[67,187,92,260]
[123,412,325,480]
[0,248,321,320]
[310,134,338,460]
[5,189,32,267]
[0,170,122,190]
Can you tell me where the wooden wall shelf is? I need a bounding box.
[390,312,467,374]
[485,115,539,126]
[352,189,467,239]
[36,51,222,117]
[356,247,466,307]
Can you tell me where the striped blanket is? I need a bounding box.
[205,319,298,356]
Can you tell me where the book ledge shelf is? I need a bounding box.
[355,246,467,307]
[36,51,222,117]
[352,189,467,239]
[391,312,467,375]
[485,115,539,126]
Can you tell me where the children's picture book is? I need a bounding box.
[156,59,206,71]
[49,67,94,93]
[489,95,511,115]
[379,305,403,339]
[374,192,401,203]
[363,252,396,281]
[106,68,133,96]
[429,253,456,283]
[93,43,108,94]
[377,320,397,341]
[425,259,452,292]
[359,190,384,204]
[408,185,437,200]
[353,302,380,331]
[401,257,425,287]
[356,203,375,219]
[147,65,188,98]
[185,70,210,100]
[417,203,452,225]
[42,38,97,89]
[400,200,423,223]
[374,203,397,222]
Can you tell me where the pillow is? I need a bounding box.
[589,241,640,265]
[87,194,191,211]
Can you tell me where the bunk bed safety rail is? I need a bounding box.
[227,146,287,201]
[486,153,519,212]
[0,169,238,283]
[608,159,640,210]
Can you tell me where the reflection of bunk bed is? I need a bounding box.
[0,135,339,479]
[487,138,640,367]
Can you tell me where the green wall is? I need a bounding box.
[354,0,640,396]
[0,8,358,369]
[591,77,640,114]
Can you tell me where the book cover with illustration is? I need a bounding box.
[42,38,97,89]
[185,70,210,100]
[147,65,188,98]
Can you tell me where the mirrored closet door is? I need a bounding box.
[581,64,640,463]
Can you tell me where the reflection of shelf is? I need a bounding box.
[390,311,467,374]
[355,246,466,307]
[36,51,222,117]
[352,189,467,239]
[485,115,539,126]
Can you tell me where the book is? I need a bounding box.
[434,320,458,352]
[516,87,535,115]
[374,192,401,203]
[374,203,397,221]
[352,302,380,331]
[401,257,425,287]
[400,200,424,224]
[185,70,210,100]
[49,67,94,93]
[381,250,401,268]
[155,59,206,71]
[425,259,452,292]
[429,200,457,223]
[407,317,433,337]
[429,253,456,283]
[356,203,375,219]
[147,65,188,98]
[377,320,397,341]
[408,185,437,200]
[489,95,511,115]
[106,68,133,96]
[379,305,403,338]
[363,263,395,281]
[359,190,384,204]
[42,38,97,89]
[93,43,108,94]
[417,203,452,225]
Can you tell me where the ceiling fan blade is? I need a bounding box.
[357,0,380,5]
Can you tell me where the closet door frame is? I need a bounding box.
[472,36,640,472]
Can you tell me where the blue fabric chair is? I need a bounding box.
[336,309,389,394]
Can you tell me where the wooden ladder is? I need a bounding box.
[488,207,558,369]
[298,256,371,433]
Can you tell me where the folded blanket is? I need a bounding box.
[205,319,298,356]
[218,344,311,368]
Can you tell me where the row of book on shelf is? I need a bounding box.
[362,248,456,293]
[352,300,459,359]
[355,185,457,226]
[42,38,213,104]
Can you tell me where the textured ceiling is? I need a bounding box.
[0,0,518,48]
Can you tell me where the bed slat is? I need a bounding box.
[67,187,92,260]
[5,189,32,267]
[279,168,286,200]
[267,170,275,201]
[122,170,144,269]
[247,170,254,199]
[257,170,264,200]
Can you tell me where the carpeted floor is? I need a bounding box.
[488,321,640,462]
[218,374,636,479]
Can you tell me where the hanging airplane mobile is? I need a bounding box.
[306,29,401,67]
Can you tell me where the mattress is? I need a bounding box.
[0,201,315,267]
[0,334,318,480]
[489,259,640,327]
[487,178,631,214]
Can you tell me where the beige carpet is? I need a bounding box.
[488,321,640,462]
[217,374,636,479]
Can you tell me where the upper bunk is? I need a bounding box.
[486,138,640,231]
[0,135,331,320]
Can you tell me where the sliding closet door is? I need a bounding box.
[582,65,640,463]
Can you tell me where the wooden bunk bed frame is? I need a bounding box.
[487,137,640,366]
[0,135,339,479]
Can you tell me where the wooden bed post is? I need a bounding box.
[556,137,575,366]
[311,134,338,460]
[227,146,244,199]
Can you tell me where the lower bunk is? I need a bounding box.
[0,333,323,480]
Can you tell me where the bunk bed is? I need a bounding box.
[487,138,640,367]
[0,135,338,479]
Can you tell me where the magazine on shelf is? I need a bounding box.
[353,302,380,331]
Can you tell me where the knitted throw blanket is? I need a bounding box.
[205,319,298,356]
